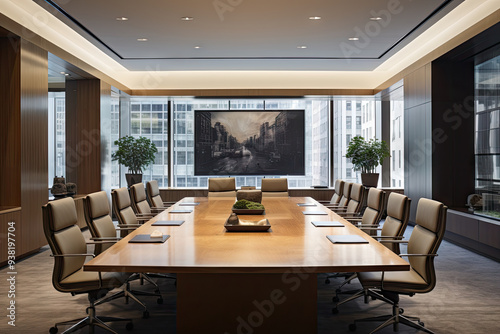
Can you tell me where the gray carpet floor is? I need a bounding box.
[1,226,500,334]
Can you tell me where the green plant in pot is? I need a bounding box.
[112,135,157,187]
[345,136,391,187]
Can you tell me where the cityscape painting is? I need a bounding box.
[194,110,305,175]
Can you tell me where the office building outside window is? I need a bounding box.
[390,84,405,189]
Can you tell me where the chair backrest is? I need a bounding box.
[261,178,288,197]
[338,182,352,207]
[406,198,447,292]
[360,188,386,227]
[380,192,411,254]
[130,183,152,214]
[146,180,164,208]
[208,177,236,197]
[330,179,345,204]
[84,191,116,254]
[345,183,365,213]
[42,197,88,293]
[112,187,138,226]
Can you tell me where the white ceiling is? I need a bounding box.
[36,0,461,71]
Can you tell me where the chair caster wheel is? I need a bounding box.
[332,296,339,302]
[143,311,150,319]
[399,308,404,314]
[126,322,134,330]
[349,323,356,331]
[371,295,376,300]
[331,307,339,314]
[325,278,330,284]
[419,322,425,327]
[49,327,58,334]
[335,288,341,294]
[157,298,163,304]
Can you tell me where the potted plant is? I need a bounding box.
[112,135,157,187]
[346,136,391,187]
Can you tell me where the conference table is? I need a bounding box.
[84,196,409,333]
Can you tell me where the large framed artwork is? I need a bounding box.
[194,110,305,176]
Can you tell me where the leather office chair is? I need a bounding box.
[324,188,386,285]
[349,198,447,333]
[261,178,288,197]
[325,182,352,209]
[319,179,345,205]
[208,177,236,197]
[84,191,162,317]
[111,188,175,287]
[42,197,133,334]
[329,183,364,216]
[130,183,164,215]
[331,192,411,308]
[146,180,175,209]
[112,187,151,236]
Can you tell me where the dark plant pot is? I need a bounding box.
[361,173,379,187]
[125,173,143,187]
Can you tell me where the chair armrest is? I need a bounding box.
[375,239,408,243]
[346,217,363,222]
[399,253,438,257]
[136,213,155,217]
[118,224,142,228]
[336,211,357,216]
[135,216,151,222]
[50,253,95,258]
[90,237,121,241]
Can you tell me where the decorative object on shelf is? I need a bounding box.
[111,136,157,187]
[467,194,483,211]
[51,176,77,198]
[232,199,265,214]
[345,136,390,187]
[236,189,262,203]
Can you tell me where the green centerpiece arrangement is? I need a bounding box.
[232,199,265,214]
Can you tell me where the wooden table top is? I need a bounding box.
[84,197,409,274]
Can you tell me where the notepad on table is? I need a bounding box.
[302,211,328,215]
[326,235,369,244]
[129,234,170,243]
[297,203,317,207]
[169,209,193,214]
[151,220,184,226]
[311,221,344,227]
[179,202,200,206]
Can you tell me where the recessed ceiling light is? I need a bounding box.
[194,46,201,49]
[137,38,148,42]
[181,17,194,21]
[309,16,321,20]
[370,17,382,21]
[116,17,128,21]
[60,72,70,76]
[297,46,307,49]
[348,37,359,41]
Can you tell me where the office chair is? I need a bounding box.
[130,183,165,215]
[84,191,163,317]
[324,188,386,285]
[329,183,365,216]
[261,178,289,197]
[146,180,176,209]
[208,177,236,197]
[112,188,176,288]
[331,192,411,309]
[325,182,352,209]
[349,198,447,333]
[42,197,133,334]
[318,179,345,205]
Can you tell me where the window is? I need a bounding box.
[392,150,395,171]
[48,92,66,187]
[346,116,352,129]
[356,116,361,129]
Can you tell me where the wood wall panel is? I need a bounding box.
[65,79,102,194]
[0,209,21,266]
[0,37,21,207]
[19,39,48,255]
